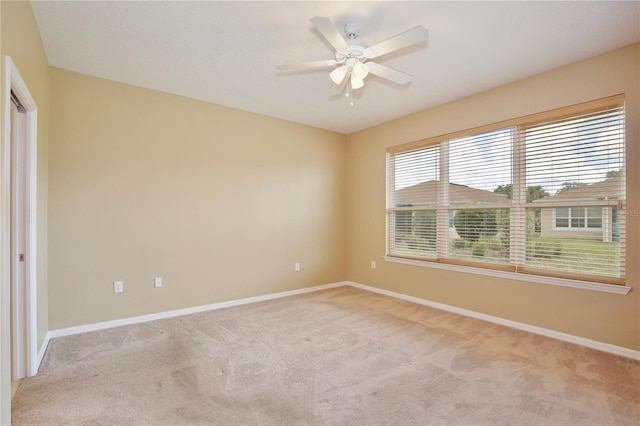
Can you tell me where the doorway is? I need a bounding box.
[1,56,39,422]
[10,96,28,381]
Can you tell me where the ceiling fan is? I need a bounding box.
[276,16,428,93]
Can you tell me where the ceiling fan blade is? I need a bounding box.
[366,62,413,85]
[362,26,428,59]
[310,16,350,54]
[276,59,338,71]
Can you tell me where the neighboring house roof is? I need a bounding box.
[393,180,511,207]
[535,176,623,202]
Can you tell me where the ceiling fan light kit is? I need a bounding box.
[276,16,428,98]
[330,66,348,85]
[351,74,365,90]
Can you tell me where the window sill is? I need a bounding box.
[383,256,631,295]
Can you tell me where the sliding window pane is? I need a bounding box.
[389,210,437,259]
[449,208,510,264]
[390,147,439,208]
[449,129,513,205]
[526,105,625,202]
[526,207,621,279]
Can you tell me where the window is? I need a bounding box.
[387,96,625,285]
[554,207,603,230]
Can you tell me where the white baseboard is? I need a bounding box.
[34,333,51,374]
[46,281,347,340]
[346,281,640,361]
[40,279,639,367]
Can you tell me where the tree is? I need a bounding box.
[494,184,512,199]
[453,209,498,243]
[558,181,587,193]
[527,185,549,202]
[493,184,549,202]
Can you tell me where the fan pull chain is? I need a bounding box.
[345,80,355,107]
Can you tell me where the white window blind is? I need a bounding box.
[387,96,626,285]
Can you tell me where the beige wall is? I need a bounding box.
[48,68,347,329]
[346,43,640,351]
[1,0,50,419]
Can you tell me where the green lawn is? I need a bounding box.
[392,235,622,278]
[526,236,621,277]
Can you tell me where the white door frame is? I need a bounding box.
[1,55,38,419]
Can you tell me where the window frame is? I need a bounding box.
[386,95,628,292]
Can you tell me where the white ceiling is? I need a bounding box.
[31,1,640,135]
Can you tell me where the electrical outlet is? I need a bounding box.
[295,262,300,272]
[114,281,124,293]
[154,277,163,288]
[371,260,376,269]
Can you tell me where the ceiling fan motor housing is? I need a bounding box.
[335,39,368,62]
[344,22,360,39]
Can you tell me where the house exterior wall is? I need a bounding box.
[346,43,640,351]
[539,207,611,241]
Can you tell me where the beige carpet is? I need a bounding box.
[12,286,640,425]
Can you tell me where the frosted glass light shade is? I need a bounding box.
[351,73,365,90]
[352,62,369,80]
[330,66,348,85]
